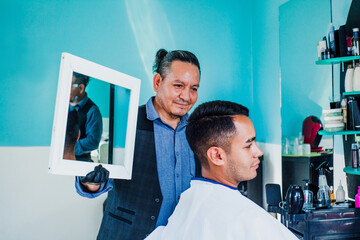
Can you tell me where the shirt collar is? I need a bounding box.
[76,93,88,108]
[191,177,238,190]
[69,93,88,111]
[145,97,189,128]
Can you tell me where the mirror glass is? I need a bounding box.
[49,52,140,179]
[279,0,333,154]
[63,72,130,165]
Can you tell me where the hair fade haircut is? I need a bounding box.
[73,72,90,87]
[186,100,249,169]
[152,48,201,78]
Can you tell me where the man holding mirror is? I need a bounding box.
[75,49,202,239]
[69,72,103,161]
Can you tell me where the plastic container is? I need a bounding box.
[325,123,344,132]
[303,180,313,210]
[324,115,344,124]
[352,28,360,56]
[317,170,331,206]
[345,65,354,92]
[328,23,336,57]
[336,180,345,203]
[353,63,360,91]
[355,186,360,208]
[323,108,342,117]
[352,143,359,168]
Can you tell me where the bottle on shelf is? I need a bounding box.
[336,180,345,203]
[345,65,354,92]
[329,186,335,205]
[354,63,360,91]
[352,143,359,168]
[303,179,313,210]
[355,186,360,208]
[352,28,360,56]
[328,23,336,58]
[317,168,331,205]
[341,98,347,130]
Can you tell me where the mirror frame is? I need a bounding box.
[49,52,140,179]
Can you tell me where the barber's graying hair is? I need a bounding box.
[152,49,201,78]
[186,101,249,169]
[73,72,90,87]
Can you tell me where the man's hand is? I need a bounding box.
[80,164,109,192]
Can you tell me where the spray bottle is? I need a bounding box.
[302,179,313,211]
[316,162,331,206]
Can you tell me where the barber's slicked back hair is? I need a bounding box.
[152,48,201,78]
[73,72,90,87]
[186,100,249,169]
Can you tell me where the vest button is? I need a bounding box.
[155,198,160,203]
[151,216,156,221]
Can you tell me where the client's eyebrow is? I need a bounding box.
[246,136,256,143]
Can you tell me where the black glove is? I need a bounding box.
[80,164,109,185]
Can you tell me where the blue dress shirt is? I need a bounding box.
[75,97,195,227]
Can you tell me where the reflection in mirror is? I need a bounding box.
[279,0,333,153]
[63,72,130,165]
[279,0,335,198]
[49,52,140,179]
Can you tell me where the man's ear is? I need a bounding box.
[77,129,81,141]
[79,83,85,94]
[153,73,162,92]
[206,146,226,167]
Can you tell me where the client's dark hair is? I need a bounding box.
[152,48,201,78]
[64,110,79,151]
[186,100,249,169]
[73,72,90,87]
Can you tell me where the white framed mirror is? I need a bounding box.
[49,52,140,179]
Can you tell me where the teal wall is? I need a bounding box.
[1,0,253,146]
[280,0,332,137]
[87,78,110,118]
[113,87,130,148]
[252,0,288,144]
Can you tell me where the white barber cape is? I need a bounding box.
[146,178,298,240]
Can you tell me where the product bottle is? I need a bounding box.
[345,65,354,92]
[341,98,347,130]
[355,186,360,208]
[352,28,360,56]
[317,168,331,205]
[353,63,360,91]
[352,143,359,168]
[303,179,313,210]
[336,180,345,203]
[329,186,335,205]
[328,23,336,58]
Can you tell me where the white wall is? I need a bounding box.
[0,147,106,240]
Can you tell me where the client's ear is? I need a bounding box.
[206,146,226,166]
